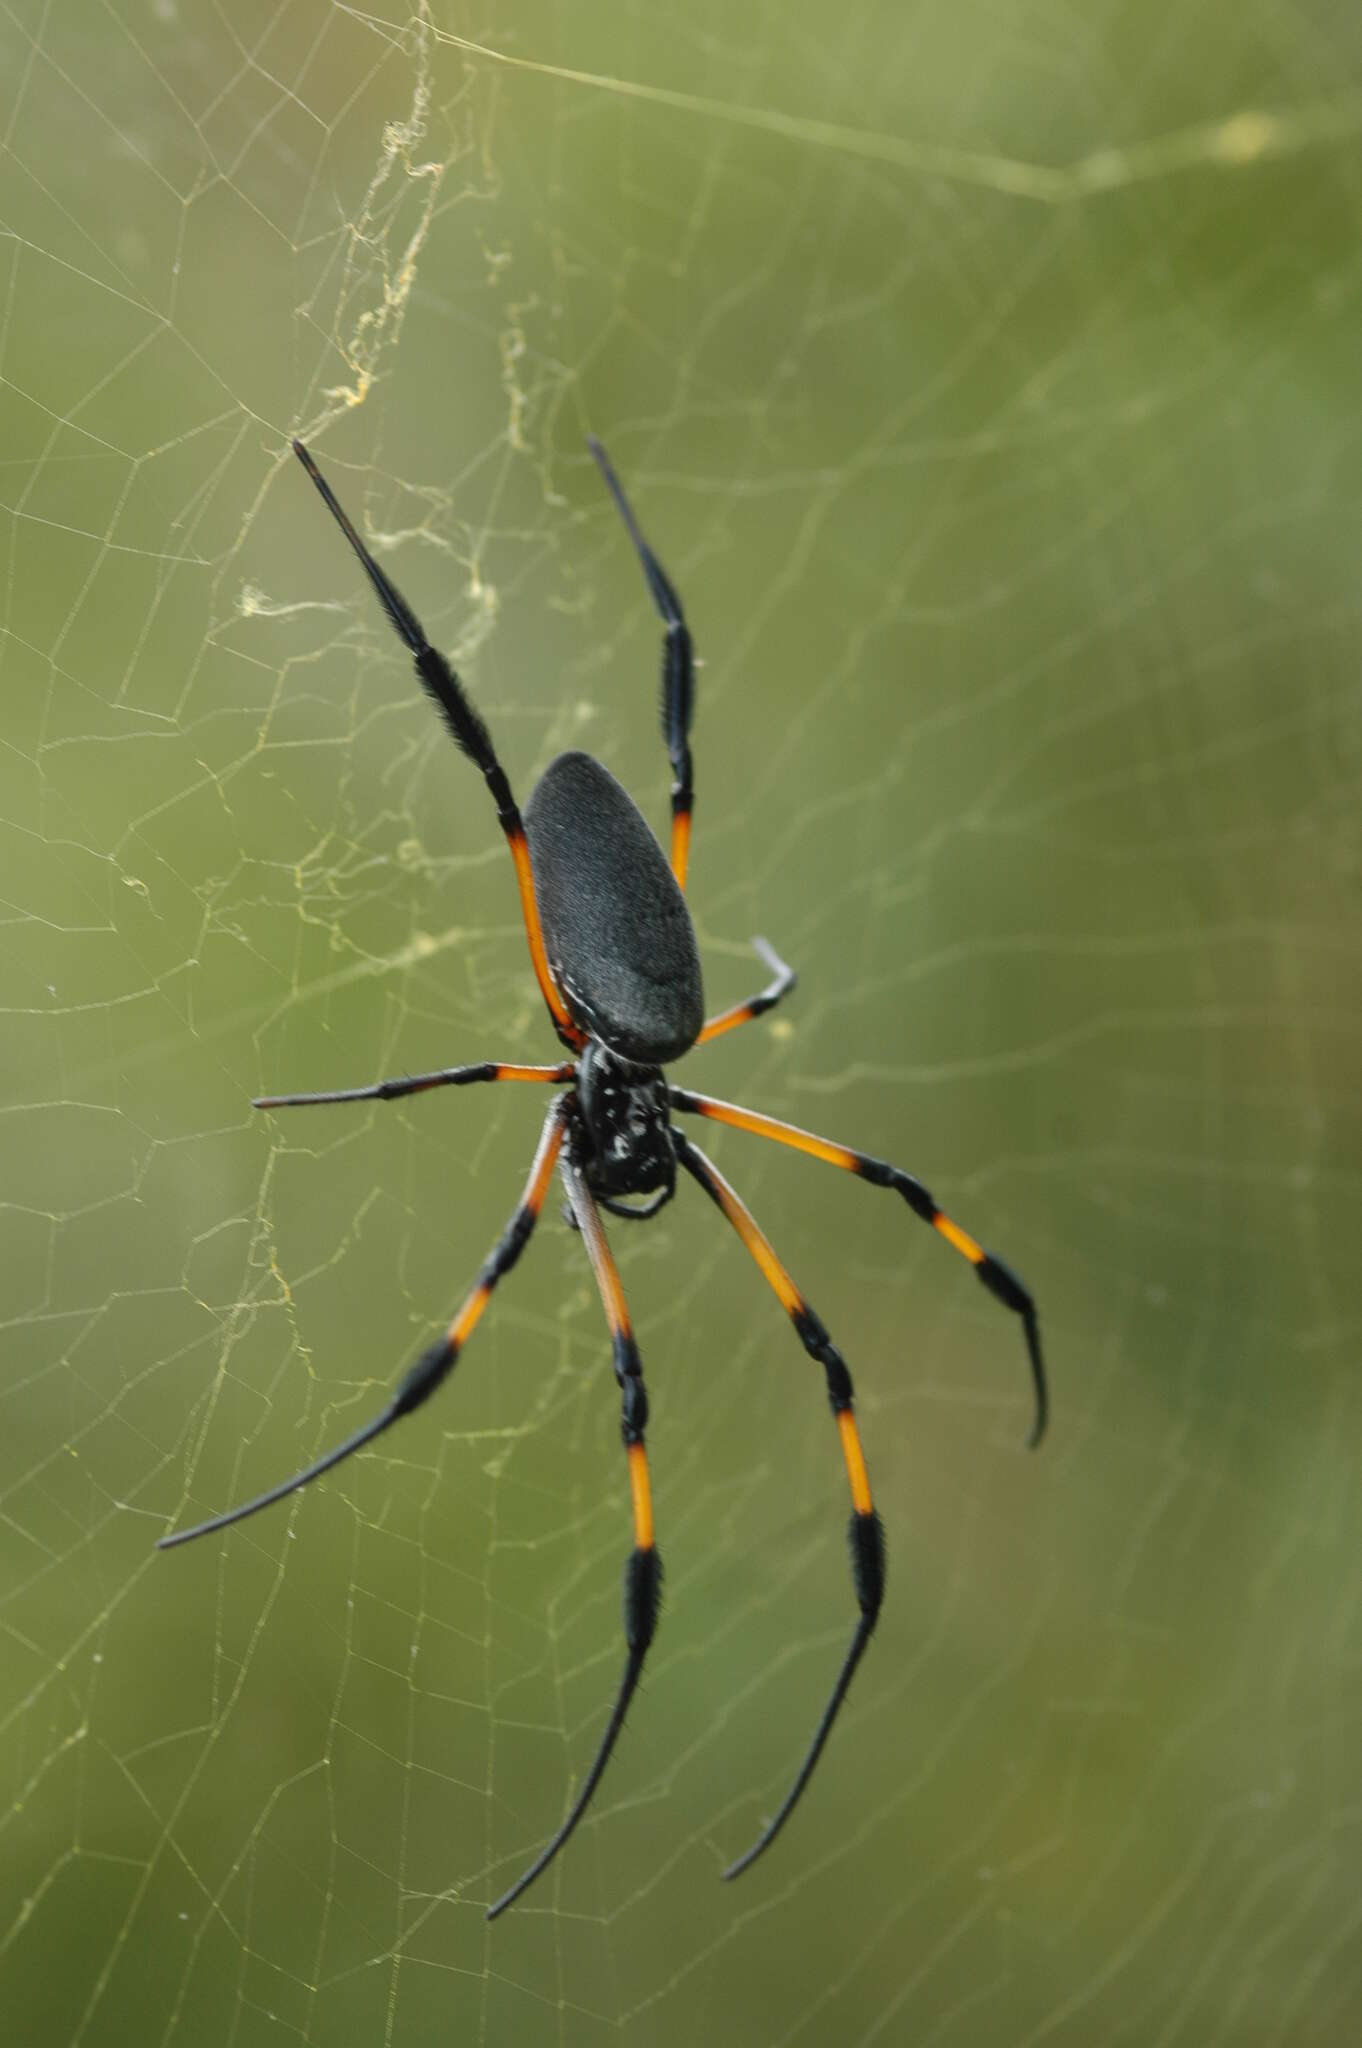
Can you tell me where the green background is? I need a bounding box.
[2,3,1360,2042]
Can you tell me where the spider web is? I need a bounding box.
[3,2,1361,2042]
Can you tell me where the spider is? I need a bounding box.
[160,435,1048,1921]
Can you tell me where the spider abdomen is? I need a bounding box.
[524,751,703,1063]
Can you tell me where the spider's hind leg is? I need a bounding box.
[588,438,696,890]
[292,439,582,1048]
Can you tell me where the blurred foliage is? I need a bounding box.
[1,3,1360,2044]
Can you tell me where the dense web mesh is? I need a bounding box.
[2,3,1360,2043]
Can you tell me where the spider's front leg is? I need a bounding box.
[159,1097,568,1549]
[672,1129,884,1880]
[486,1133,662,1919]
[670,1089,1047,1446]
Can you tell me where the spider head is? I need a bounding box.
[577,1040,673,1199]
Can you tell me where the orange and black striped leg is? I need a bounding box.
[587,438,695,889]
[292,440,582,1049]
[487,1140,662,1920]
[158,1098,568,1550]
[669,1091,1047,1447]
[695,936,797,1048]
[254,1061,574,1111]
[671,1129,884,1881]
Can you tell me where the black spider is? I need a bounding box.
[159,436,1047,1920]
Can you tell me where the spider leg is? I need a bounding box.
[671,1129,884,1882]
[669,1091,1047,1448]
[695,936,797,1047]
[487,1139,662,1920]
[587,437,695,890]
[254,1061,573,1111]
[158,1097,568,1550]
[292,440,582,1048]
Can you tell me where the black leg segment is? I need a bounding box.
[669,1090,1047,1447]
[292,439,580,1045]
[254,1060,574,1111]
[587,437,696,890]
[486,1137,663,1919]
[672,1128,884,1879]
[158,1098,568,1549]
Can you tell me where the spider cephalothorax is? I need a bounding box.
[160,434,1048,1923]
[575,1042,675,1217]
